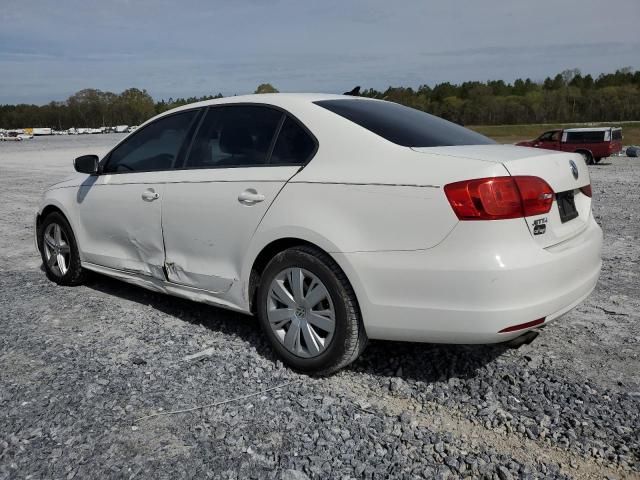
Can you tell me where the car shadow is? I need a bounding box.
[83,272,274,354]
[83,272,508,383]
[347,340,508,383]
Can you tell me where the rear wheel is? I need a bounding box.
[594,157,602,164]
[38,212,86,285]
[256,246,367,375]
[578,150,594,165]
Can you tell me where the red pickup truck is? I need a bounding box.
[517,127,623,164]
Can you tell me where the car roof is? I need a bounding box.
[166,93,372,114]
[564,127,619,132]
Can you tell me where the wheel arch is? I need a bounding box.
[36,204,71,251]
[574,148,594,164]
[247,237,360,316]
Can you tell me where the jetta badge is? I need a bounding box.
[569,160,579,180]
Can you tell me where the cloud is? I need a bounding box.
[0,0,638,103]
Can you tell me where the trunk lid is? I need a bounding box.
[413,145,593,247]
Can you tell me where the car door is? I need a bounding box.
[76,109,201,279]
[161,105,317,293]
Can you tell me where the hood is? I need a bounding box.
[47,172,88,190]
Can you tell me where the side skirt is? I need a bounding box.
[82,262,251,315]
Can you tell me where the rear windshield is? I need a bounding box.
[612,129,622,141]
[314,99,494,147]
[565,131,606,143]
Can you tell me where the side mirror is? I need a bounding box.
[74,154,99,175]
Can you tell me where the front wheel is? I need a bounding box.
[256,246,367,375]
[38,212,87,285]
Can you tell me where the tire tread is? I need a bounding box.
[288,245,367,375]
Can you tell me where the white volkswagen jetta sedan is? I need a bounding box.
[36,94,602,374]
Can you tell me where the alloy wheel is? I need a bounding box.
[43,223,71,277]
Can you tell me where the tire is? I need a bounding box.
[38,212,87,286]
[594,157,602,164]
[256,246,367,375]
[578,150,594,165]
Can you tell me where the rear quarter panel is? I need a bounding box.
[246,103,513,257]
[561,141,610,158]
[253,182,456,253]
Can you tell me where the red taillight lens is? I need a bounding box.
[444,177,522,220]
[498,318,545,333]
[513,176,554,217]
[580,184,592,197]
[444,176,554,220]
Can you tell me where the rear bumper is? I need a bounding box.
[334,216,602,343]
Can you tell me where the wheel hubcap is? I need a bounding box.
[43,223,71,277]
[267,267,336,358]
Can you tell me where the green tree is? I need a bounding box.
[254,83,279,94]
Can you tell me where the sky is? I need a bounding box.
[1,0,638,104]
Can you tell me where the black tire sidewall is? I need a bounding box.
[38,212,82,285]
[256,249,352,373]
[579,151,594,165]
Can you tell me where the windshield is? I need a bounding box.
[314,99,495,147]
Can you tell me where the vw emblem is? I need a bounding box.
[569,160,579,180]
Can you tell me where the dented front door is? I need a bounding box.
[76,172,166,279]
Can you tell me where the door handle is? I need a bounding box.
[142,188,160,201]
[238,188,265,205]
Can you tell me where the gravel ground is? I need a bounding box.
[1,136,638,480]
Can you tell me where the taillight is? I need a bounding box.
[444,176,554,220]
[513,176,554,216]
[580,184,592,197]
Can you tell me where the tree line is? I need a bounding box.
[359,68,640,125]
[1,68,638,129]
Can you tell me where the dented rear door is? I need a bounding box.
[159,104,306,293]
[161,166,298,292]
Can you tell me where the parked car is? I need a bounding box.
[0,131,22,141]
[516,127,622,164]
[35,94,602,374]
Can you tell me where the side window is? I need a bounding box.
[104,110,198,173]
[550,131,560,142]
[538,131,553,141]
[270,117,316,165]
[186,106,282,169]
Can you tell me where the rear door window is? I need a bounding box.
[104,110,199,173]
[314,99,494,147]
[270,117,317,165]
[185,106,283,168]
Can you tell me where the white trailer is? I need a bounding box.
[32,128,53,136]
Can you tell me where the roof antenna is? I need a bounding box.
[343,86,361,96]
